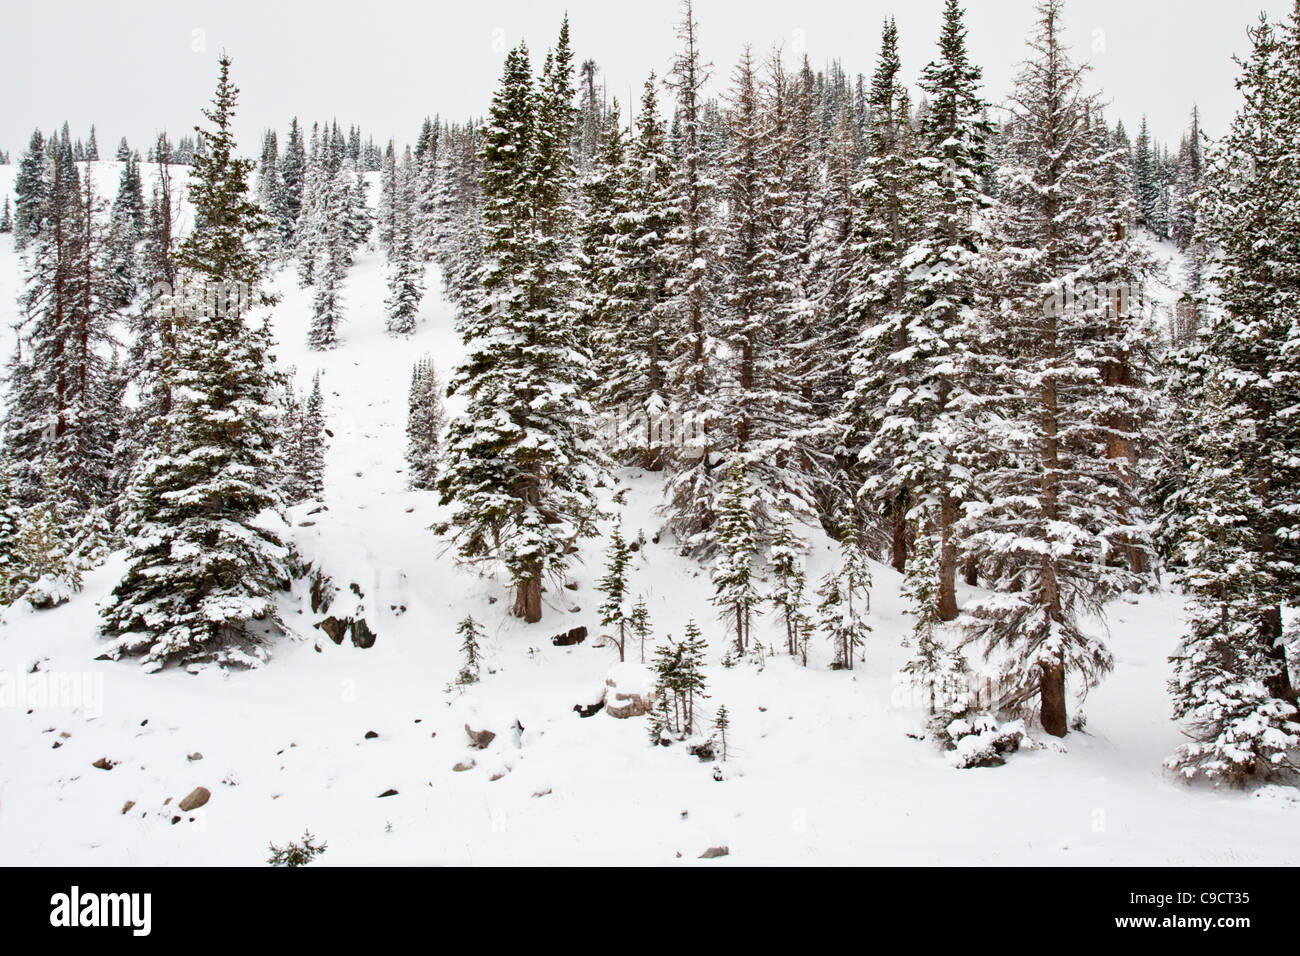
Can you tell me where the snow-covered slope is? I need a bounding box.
[0,166,1297,866]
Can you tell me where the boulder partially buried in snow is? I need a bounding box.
[604,663,657,719]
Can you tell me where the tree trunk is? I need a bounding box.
[513,574,542,624]
[891,496,907,573]
[1039,655,1068,737]
[963,553,978,587]
[1262,605,1297,704]
[938,492,959,622]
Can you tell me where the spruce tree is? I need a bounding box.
[597,522,633,661]
[456,614,485,685]
[710,456,759,654]
[899,520,969,714]
[437,34,603,623]
[102,55,289,671]
[662,0,722,554]
[767,509,811,658]
[405,355,445,490]
[385,193,424,335]
[956,0,1149,736]
[1165,379,1300,784]
[815,512,872,670]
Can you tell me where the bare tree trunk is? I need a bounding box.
[938,492,959,621]
[513,574,542,624]
[963,553,978,587]
[1040,652,1068,738]
[891,495,907,573]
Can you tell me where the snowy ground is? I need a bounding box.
[0,163,1298,866]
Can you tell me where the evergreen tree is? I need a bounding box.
[662,0,722,554]
[5,129,119,514]
[710,456,759,654]
[650,620,710,738]
[767,509,811,658]
[630,595,652,664]
[437,33,603,623]
[1169,7,1300,717]
[899,519,969,714]
[384,192,424,335]
[455,614,485,685]
[102,55,289,671]
[838,16,926,573]
[597,522,633,661]
[956,0,1149,736]
[405,355,445,490]
[815,512,872,670]
[598,74,680,470]
[13,129,48,249]
[1165,379,1300,784]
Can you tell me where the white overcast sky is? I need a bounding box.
[2,0,1292,158]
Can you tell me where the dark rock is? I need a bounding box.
[309,569,335,614]
[316,616,349,644]
[187,752,203,761]
[699,846,729,859]
[552,626,588,647]
[121,800,135,814]
[378,788,398,798]
[92,757,115,770]
[350,618,377,649]
[453,759,475,772]
[364,731,379,740]
[574,700,604,718]
[465,725,496,749]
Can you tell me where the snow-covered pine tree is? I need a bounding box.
[898,517,969,714]
[4,128,119,515]
[377,140,399,253]
[650,620,710,738]
[714,48,819,543]
[103,152,146,310]
[955,0,1149,736]
[662,0,722,554]
[896,0,991,619]
[404,354,445,490]
[630,595,652,664]
[1165,377,1300,784]
[256,129,281,253]
[13,129,48,249]
[767,508,810,658]
[385,189,424,335]
[1133,116,1165,235]
[1170,106,1203,251]
[102,54,289,671]
[278,118,306,249]
[576,98,632,376]
[597,522,633,661]
[710,456,759,654]
[437,33,602,623]
[815,511,872,670]
[598,74,680,471]
[343,157,372,254]
[455,614,484,686]
[1172,6,1300,714]
[292,371,327,503]
[307,175,347,349]
[837,16,926,572]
